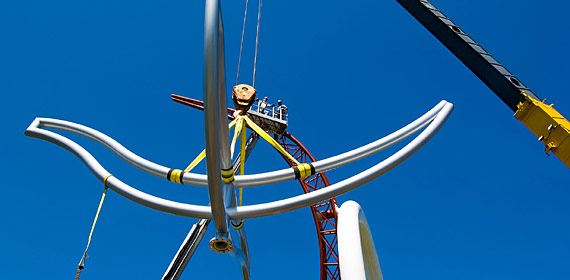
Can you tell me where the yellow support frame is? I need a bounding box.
[514,92,570,168]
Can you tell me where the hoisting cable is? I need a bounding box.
[252,0,262,87]
[235,0,249,85]
[75,174,112,280]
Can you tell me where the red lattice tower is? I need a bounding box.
[275,133,340,280]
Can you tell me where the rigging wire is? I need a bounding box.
[235,0,249,85]
[252,0,262,87]
[235,0,263,87]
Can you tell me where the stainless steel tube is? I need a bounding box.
[24,102,453,220]
[34,118,209,184]
[203,0,229,238]
[25,119,213,218]
[30,100,446,189]
[227,103,454,219]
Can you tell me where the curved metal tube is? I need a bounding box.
[311,100,446,173]
[228,228,250,280]
[227,102,453,219]
[38,118,179,179]
[29,100,447,188]
[25,102,453,220]
[25,118,212,217]
[337,201,382,280]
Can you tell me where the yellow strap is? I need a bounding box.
[78,175,112,268]
[298,163,307,178]
[184,119,239,173]
[168,169,184,184]
[291,163,316,179]
[222,174,235,183]
[243,116,300,165]
[227,118,238,129]
[239,119,247,206]
[184,150,205,172]
[230,117,245,158]
[221,168,235,183]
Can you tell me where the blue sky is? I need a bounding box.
[2,0,569,279]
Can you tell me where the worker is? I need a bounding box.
[276,100,288,120]
[256,96,274,115]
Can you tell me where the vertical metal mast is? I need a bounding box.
[203,0,233,250]
[162,134,258,280]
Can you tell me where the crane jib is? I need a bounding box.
[396,0,540,111]
[397,0,570,169]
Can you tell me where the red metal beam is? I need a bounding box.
[276,133,341,280]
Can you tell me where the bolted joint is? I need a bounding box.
[209,237,233,253]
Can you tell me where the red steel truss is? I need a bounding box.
[275,133,340,280]
[171,95,341,280]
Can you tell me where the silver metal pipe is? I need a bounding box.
[227,102,454,219]
[163,132,257,280]
[25,120,213,218]
[216,5,231,172]
[24,102,453,220]
[234,100,447,187]
[229,133,257,273]
[235,226,250,269]
[204,0,229,238]
[33,118,209,184]
[337,201,382,280]
[311,100,446,173]
[30,100,446,189]
[228,241,250,280]
[39,118,172,179]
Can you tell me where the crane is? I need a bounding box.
[396,0,570,169]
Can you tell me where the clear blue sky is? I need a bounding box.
[2,0,569,279]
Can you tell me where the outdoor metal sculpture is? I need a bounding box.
[25,0,453,279]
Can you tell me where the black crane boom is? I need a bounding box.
[396,0,540,111]
[396,0,570,169]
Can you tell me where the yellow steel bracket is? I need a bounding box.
[514,92,570,169]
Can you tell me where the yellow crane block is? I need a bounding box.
[514,92,570,169]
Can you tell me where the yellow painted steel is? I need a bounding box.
[514,92,570,168]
